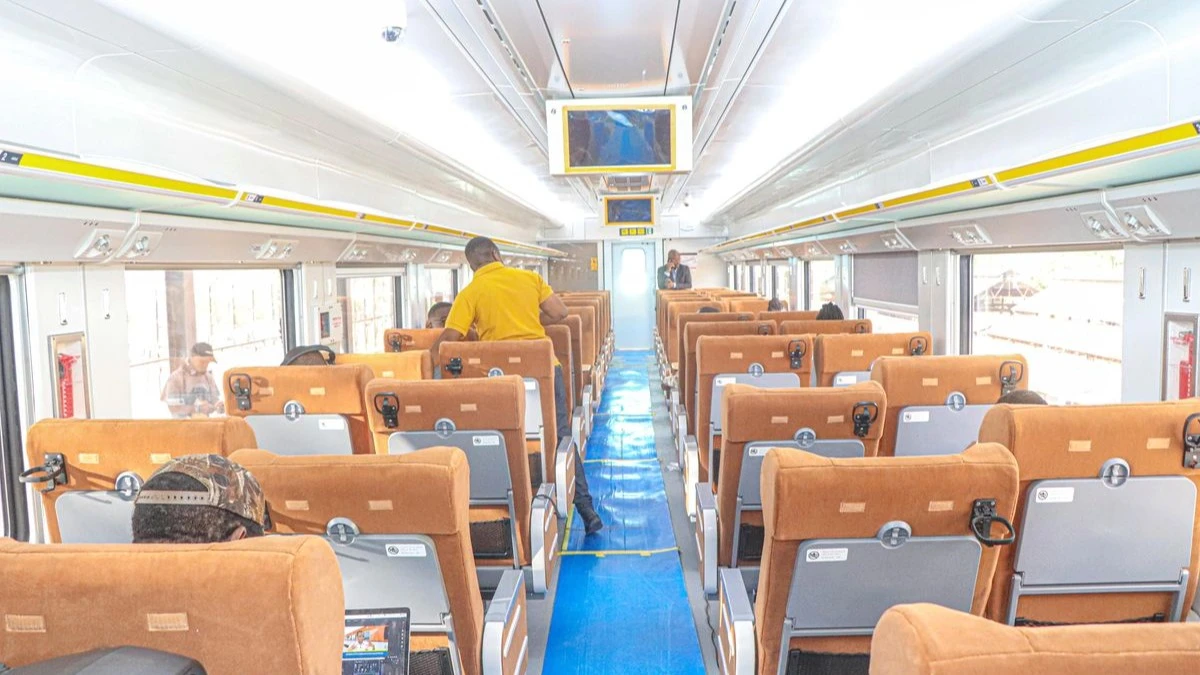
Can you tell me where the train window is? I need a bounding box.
[772,264,793,308]
[428,268,458,308]
[809,259,837,309]
[337,276,396,353]
[858,305,920,332]
[737,265,750,292]
[125,269,287,419]
[970,250,1123,404]
[619,247,648,293]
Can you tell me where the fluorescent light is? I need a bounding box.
[95,0,585,224]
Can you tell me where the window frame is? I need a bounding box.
[335,268,405,353]
[0,274,28,541]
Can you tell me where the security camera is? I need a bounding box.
[381,26,405,42]
[381,0,408,42]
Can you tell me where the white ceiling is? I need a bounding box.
[6,0,1200,249]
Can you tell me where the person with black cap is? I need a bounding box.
[161,342,225,418]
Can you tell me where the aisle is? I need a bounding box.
[541,350,707,674]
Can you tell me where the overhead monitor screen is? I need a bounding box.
[567,108,674,171]
[548,97,692,175]
[604,197,655,226]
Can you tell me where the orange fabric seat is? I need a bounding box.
[814,332,933,386]
[384,328,442,353]
[221,364,375,454]
[0,535,343,675]
[746,444,1019,674]
[681,320,777,443]
[338,350,432,380]
[977,401,1200,626]
[233,447,490,675]
[666,300,724,365]
[872,603,1200,675]
[24,418,257,542]
[780,318,873,335]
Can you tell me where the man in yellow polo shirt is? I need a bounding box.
[433,236,603,535]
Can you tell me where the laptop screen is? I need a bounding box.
[342,608,410,675]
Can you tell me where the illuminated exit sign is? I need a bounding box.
[618,227,654,237]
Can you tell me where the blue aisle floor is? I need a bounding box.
[542,350,707,675]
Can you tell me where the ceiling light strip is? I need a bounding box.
[710,119,1200,253]
[0,148,561,257]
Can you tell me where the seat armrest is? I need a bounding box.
[581,385,593,434]
[554,435,577,516]
[684,435,699,520]
[571,408,587,459]
[696,487,718,596]
[483,569,529,675]
[718,568,755,675]
[529,483,559,595]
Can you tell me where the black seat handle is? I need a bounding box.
[444,356,464,378]
[1183,413,1200,469]
[227,372,253,412]
[374,392,400,430]
[787,339,807,370]
[909,336,928,356]
[19,453,67,494]
[852,401,879,438]
[999,360,1025,396]
[971,498,1015,547]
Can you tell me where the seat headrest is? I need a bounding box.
[669,301,724,317]
[979,401,1200,481]
[722,381,886,444]
[566,306,595,323]
[761,443,1018,542]
[338,351,431,381]
[383,328,442,353]
[724,298,769,313]
[756,311,819,322]
[437,340,554,378]
[872,354,1028,405]
[696,335,813,376]
[780,319,872,335]
[816,332,933,373]
[230,447,470,536]
[25,418,257,491]
[873,603,1200,675]
[365,376,525,433]
[0,536,342,674]
[684,320,777,350]
[222,365,372,415]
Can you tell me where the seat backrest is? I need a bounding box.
[364,376,533,566]
[977,402,1200,626]
[383,328,442,353]
[780,319,873,335]
[562,315,585,406]
[755,310,818,323]
[231,447,483,675]
[718,381,887,567]
[562,297,605,348]
[24,418,257,543]
[565,306,597,370]
[563,292,610,336]
[695,334,814,482]
[338,351,432,381]
[436,340,557,479]
[814,332,933,386]
[755,444,1019,675]
[872,603,1200,675]
[682,321,776,435]
[0,536,343,674]
[222,364,375,455]
[666,301,725,364]
[723,297,769,313]
[674,311,754,385]
[657,292,705,339]
[872,354,1028,456]
[546,325,575,412]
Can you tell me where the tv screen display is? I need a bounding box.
[567,108,673,170]
[605,197,655,225]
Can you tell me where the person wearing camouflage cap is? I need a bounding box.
[132,454,270,544]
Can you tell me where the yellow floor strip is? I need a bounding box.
[559,547,680,558]
[560,506,576,553]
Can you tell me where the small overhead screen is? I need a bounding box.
[548,96,693,175]
[604,196,656,226]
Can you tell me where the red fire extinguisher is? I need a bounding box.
[58,353,77,418]
[1180,331,1195,400]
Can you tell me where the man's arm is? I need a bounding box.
[540,293,569,325]
[676,264,693,290]
[430,328,465,364]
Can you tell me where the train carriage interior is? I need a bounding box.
[6,0,1200,673]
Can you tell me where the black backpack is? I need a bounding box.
[280,345,336,366]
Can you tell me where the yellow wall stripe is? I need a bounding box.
[253,195,359,219]
[17,153,238,200]
[995,122,1200,183]
[715,120,1200,253]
